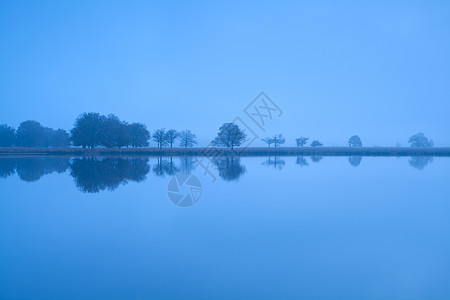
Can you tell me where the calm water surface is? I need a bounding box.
[0,156,449,299]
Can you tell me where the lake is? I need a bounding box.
[1,156,449,299]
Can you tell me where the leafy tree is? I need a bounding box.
[52,129,70,147]
[310,140,323,147]
[348,135,362,147]
[179,130,197,148]
[272,134,285,147]
[295,136,309,147]
[0,124,16,147]
[261,137,274,147]
[16,120,44,147]
[164,129,179,148]
[128,123,150,148]
[152,129,167,149]
[71,113,105,148]
[408,133,433,148]
[99,114,130,148]
[213,123,247,150]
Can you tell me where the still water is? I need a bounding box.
[0,156,449,299]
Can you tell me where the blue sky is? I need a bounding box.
[0,0,449,146]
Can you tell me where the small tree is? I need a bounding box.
[348,135,362,147]
[179,130,197,148]
[164,129,179,148]
[213,123,247,150]
[128,123,150,148]
[296,136,309,147]
[272,134,285,147]
[0,124,16,147]
[311,140,323,147]
[261,137,274,147]
[408,133,433,148]
[152,129,167,149]
[16,120,45,147]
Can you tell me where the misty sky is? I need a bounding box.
[0,0,449,147]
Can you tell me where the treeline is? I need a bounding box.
[0,113,435,148]
[0,113,197,149]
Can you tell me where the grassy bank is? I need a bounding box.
[1,147,449,157]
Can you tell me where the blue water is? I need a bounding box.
[1,156,449,299]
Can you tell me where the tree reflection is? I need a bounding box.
[179,156,196,174]
[16,157,70,182]
[409,156,433,170]
[311,156,323,163]
[152,157,180,177]
[212,156,246,182]
[70,157,150,193]
[348,156,362,167]
[0,158,16,178]
[262,156,285,170]
[296,156,309,167]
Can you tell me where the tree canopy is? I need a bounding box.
[408,133,433,148]
[16,120,45,147]
[311,140,323,147]
[0,124,16,147]
[296,136,309,147]
[348,135,362,147]
[213,123,247,150]
[179,130,197,148]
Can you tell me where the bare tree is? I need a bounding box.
[152,129,167,149]
[164,129,179,148]
[272,134,285,147]
[261,137,274,147]
[179,130,197,148]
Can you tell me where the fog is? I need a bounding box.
[1,1,449,147]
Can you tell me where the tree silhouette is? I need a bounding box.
[272,134,285,147]
[179,156,196,173]
[41,128,70,147]
[0,124,16,147]
[100,114,130,148]
[409,156,433,170]
[164,129,179,148]
[71,113,105,148]
[296,137,309,147]
[16,120,44,147]
[0,158,16,178]
[128,123,150,148]
[179,130,197,148]
[310,140,323,147]
[152,129,167,149]
[408,133,433,148]
[348,135,362,147]
[261,137,274,147]
[213,123,247,150]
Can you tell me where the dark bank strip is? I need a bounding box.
[1,147,450,157]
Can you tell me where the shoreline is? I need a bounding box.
[1,147,449,157]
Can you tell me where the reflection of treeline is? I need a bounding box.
[70,158,150,193]
[0,157,70,181]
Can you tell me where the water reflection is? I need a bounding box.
[311,156,323,163]
[409,156,433,170]
[262,156,285,170]
[179,156,195,174]
[71,158,150,193]
[348,156,362,167]
[152,157,179,177]
[296,156,309,167]
[17,157,70,182]
[212,156,246,182]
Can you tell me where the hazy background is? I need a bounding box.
[0,0,449,147]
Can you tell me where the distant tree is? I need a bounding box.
[0,124,16,147]
[152,129,167,149]
[261,137,274,147]
[52,129,70,147]
[128,123,150,148]
[99,114,130,148]
[71,113,105,148]
[272,134,285,147]
[348,156,362,167]
[41,127,56,147]
[295,136,309,147]
[348,135,362,147]
[179,130,197,148]
[262,156,285,170]
[213,123,247,150]
[310,140,323,147]
[408,133,433,148]
[164,129,179,148]
[16,120,44,147]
